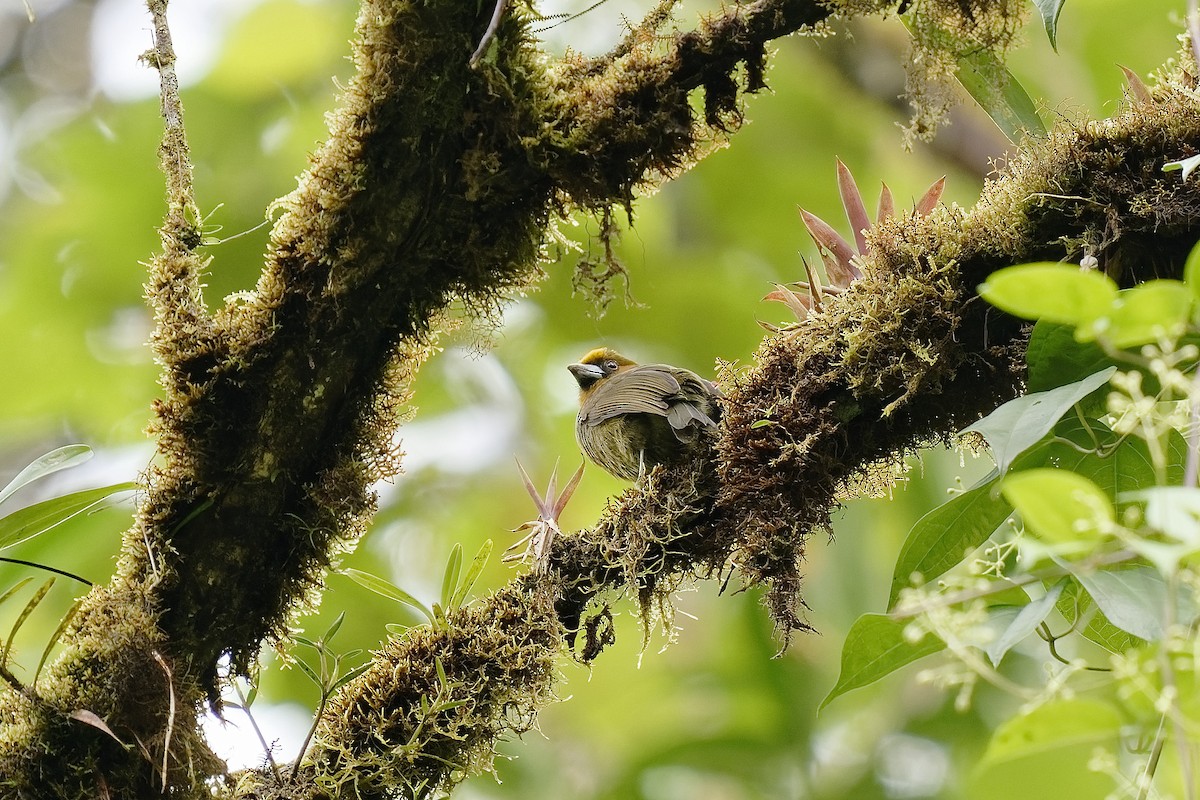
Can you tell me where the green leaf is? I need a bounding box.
[341,568,435,625]
[1031,0,1068,51]
[888,470,1011,609]
[819,614,944,711]
[968,698,1121,800]
[1068,564,1197,641]
[330,662,371,693]
[1092,280,1193,349]
[955,48,1047,141]
[1057,579,1143,654]
[985,581,1064,667]
[294,657,322,687]
[322,611,345,644]
[1025,321,1115,393]
[1132,486,1200,545]
[440,544,463,611]
[450,539,492,610]
[0,578,34,610]
[1164,154,1200,181]
[34,596,82,688]
[1184,238,1200,302]
[0,482,138,551]
[0,445,93,508]
[962,367,1115,476]
[889,417,1167,607]
[2,577,54,668]
[978,263,1117,329]
[1002,469,1114,544]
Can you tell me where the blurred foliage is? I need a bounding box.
[0,0,1189,797]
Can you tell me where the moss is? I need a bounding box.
[297,581,562,799]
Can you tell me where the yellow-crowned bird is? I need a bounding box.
[568,348,722,480]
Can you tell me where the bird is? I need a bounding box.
[567,348,722,480]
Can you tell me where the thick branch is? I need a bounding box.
[552,59,1200,635]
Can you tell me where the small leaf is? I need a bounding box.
[820,613,944,711]
[70,709,127,746]
[0,482,138,551]
[877,181,895,223]
[913,176,946,217]
[3,577,54,668]
[0,445,93,508]
[985,581,1064,667]
[450,539,493,610]
[1118,64,1152,104]
[330,662,371,692]
[294,658,322,687]
[341,568,435,625]
[962,367,1115,476]
[979,263,1117,329]
[1002,469,1114,544]
[1163,154,1200,182]
[0,577,34,609]
[552,462,586,520]
[322,611,345,645]
[514,459,548,516]
[835,158,870,254]
[799,207,859,287]
[34,596,82,688]
[440,544,463,611]
[1031,0,1068,52]
[955,47,1047,141]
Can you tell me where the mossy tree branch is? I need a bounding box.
[2,0,1198,798]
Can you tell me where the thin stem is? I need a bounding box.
[146,0,199,224]
[893,549,1138,618]
[1185,366,1200,487]
[235,682,280,778]
[292,691,328,781]
[1138,712,1168,800]
[0,557,91,586]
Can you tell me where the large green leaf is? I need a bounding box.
[1093,280,1193,349]
[820,614,944,711]
[1025,322,1114,394]
[1001,469,1113,544]
[979,263,1117,328]
[1068,564,1198,641]
[961,367,1114,476]
[888,470,1010,609]
[1057,579,1143,654]
[968,698,1121,799]
[0,483,137,551]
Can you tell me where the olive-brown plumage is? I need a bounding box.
[568,348,722,480]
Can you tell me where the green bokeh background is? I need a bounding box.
[0,1,1184,796]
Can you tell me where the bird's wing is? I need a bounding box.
[580,366,680,425]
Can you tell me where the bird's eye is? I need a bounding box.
[604,360,618,372]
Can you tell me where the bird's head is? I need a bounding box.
[568,348,637,393]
